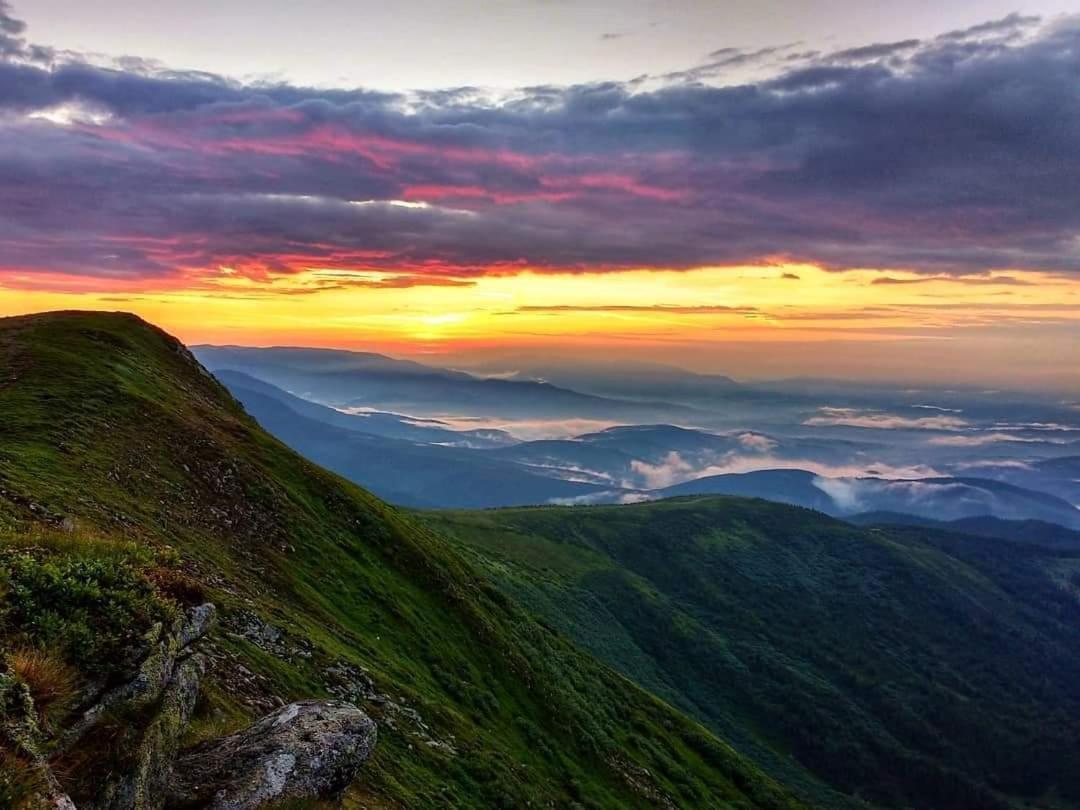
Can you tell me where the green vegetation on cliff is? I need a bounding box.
[427,497,1080,809]
[0,312,798,808]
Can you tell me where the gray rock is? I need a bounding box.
[170,700,376,809]
[62,603,217,752]
[108,653,207,809]
[176,603,217,649]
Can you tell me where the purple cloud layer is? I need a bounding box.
[0,5,1078,286]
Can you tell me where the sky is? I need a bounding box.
[1,1,1079,389]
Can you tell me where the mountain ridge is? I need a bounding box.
[427,495,1080,809]
[0,311,797,808]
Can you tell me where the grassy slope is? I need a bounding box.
[426,497,1080,809]
[0,312,799,809]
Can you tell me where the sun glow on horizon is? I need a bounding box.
[1,262,1078,389]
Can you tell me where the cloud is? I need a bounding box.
[812,476,864,512]
[547,491,613,506]
[630,451,696,489]
[940,13,1040,42]
[912,404,963,413]
[808,471,1076,523]
[803,407,969,430]
[992,421,1080,432]
[870,274,1032,286]
[927,424,1075,446]
[951,459,1034,471]
[513,304,759,315]
[736,432,777,452]
[0,1,24,35]
[628,447,941,490]
[2,8,1080,289]
[829,40,922,62]
[429,415,624,441]
[926,432,1058,446]
[699,456,941,482]
[661,44,795,82]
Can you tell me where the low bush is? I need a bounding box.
[0,751,49,809]
[6,647,78,731]
[0,546,175,679]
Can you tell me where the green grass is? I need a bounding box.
[0,311,799,808]
[426,497,1080,809]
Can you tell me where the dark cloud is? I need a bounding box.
[0,1,24,35]
[871,275,1033,286]
[940,12,1041,42]
[661,44,795,82]
[0,0,26,58]
[829,39,922,62]
[0,8,1079,286]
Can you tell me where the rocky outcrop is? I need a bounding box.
[324,659,456,756]
[61,604,217,755]
[169,700,377,809]
[69,604,216,810]
[0,666,75,810]
[4,601,377,809]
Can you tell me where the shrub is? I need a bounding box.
[0,548,174,678]
[0,751,49,809]
[6,647,78,731]
[145,566,206,606]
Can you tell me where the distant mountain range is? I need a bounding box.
[194,345,704,422]
[206,363,1080,528]
[214,370,515,448]
[218,370,617,508]
[660,469,1080,529]
[466,360,759,409]
[947,456,1080,508]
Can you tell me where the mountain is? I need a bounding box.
[484,361,750,407]
[1039,455,1080,478]
[214,368,516,448]
[953,456,1080,509]
[659,469,1080,528]
[225,382,615,508]
[193,345,701,422]
[195,373,1080,523]
[848,511,1080,549]
[0,312,796,808]
[657,469,838,510]
[477,425,878,492]
[426,496,1080,809]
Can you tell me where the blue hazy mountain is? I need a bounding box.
[226,384,615,508]
[208,363,1080,528]
[194,345,704,422]
[215,369,515,448]
[659,470,1080,528]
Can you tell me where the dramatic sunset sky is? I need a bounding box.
[1,1,1078,389]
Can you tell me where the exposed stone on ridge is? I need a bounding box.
[61,603,218,754]
[169,700,377,809]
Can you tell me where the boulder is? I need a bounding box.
[170,700,376,809]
